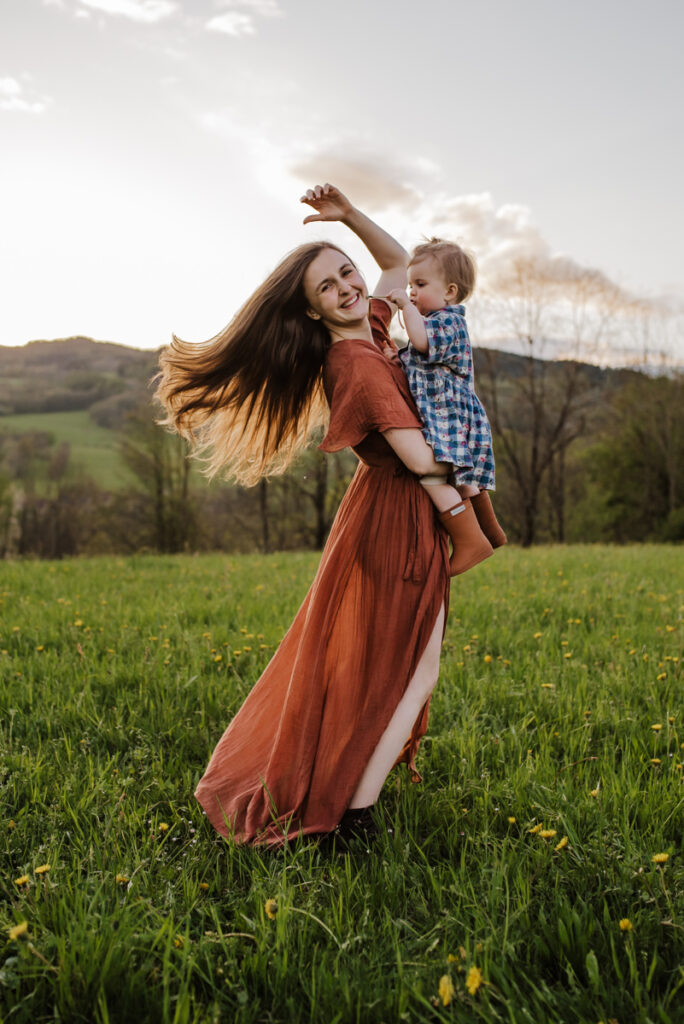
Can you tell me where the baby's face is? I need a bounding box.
[408,257,450,316]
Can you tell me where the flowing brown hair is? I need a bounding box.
[155,242,350,486]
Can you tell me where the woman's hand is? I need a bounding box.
[300,183,354,224]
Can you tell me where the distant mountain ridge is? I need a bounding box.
[0,333,643,421]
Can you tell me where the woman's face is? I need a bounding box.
[303,248,369,333]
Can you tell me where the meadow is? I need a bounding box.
[1,546,682,1023]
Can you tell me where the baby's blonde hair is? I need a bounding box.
[409,238,476,303]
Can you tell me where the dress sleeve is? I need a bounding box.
[369,297,399,355]
[320,344,422,453]
[423,309,471,374]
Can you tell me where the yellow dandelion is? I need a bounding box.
[243,646,252,652]
[158,822,169,832]
[199,882,209,891]
[446,953,457,963]
[528,823,543,834]
[656,673,667,681]
[34,864,50,875]
[564,652,573,659]
[213,655,222,662]
[233,650,241,657]
[73,619,83,627]
[629,648,636,655]
[651,758,662,765]
[590,788,600,797]
[466,965,483,996]
[555,836,569,851]
[483,655,492,663]
[508,816,516,824]
[36,645,44,652]
[533,632,543,639]
[115,874,129,884]
[665,625,675,632]
[539,829,558,838]
[561,640,569,646]
[652,853,669,865]
[651,723,663,732]
[619,918,633,932]
[8,921,28,941]
[14,875,29,886]
[265,898,278,919]
[541,683,554,689]
[8,819,16,830]
[668,716,675,724]
[438,974,455,1006]
[174,935,185,948]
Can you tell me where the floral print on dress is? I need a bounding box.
[399,304,496,488]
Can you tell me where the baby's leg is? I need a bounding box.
[419,475,462,513]
[420,472,493,576]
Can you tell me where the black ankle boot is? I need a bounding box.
[333,806,379,846]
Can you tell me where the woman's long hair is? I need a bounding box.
[155,242,348,486]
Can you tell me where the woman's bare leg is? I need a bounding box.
[349,604,445,808]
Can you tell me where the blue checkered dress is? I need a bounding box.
[399,305,496,489]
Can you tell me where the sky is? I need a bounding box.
[1,0,683,364]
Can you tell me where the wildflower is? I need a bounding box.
[650,758,662,765]
[8,819,15,830]
[199,882,209,891]
[73,619,83,627]
[651,723,662,732]
[508,816,516,824]
[242,646,252,652]
[446,953,457,963]
[14,875,29,886]
[564,653,573,659]
[34,864,50,875]
[232,650,241,657]
[115,874,129,884]
[36,645,44,652]
[656,673,667,681]
[533,632,542,639]
[555,836,568,851]
[438,974,455,1006]
[158,823,169,832]
[174,935,184,948]
[466,965,483,995]
[590,787,600,797]
[265,898,278,919]
[8,921,28,941]
[668,717,675,724]
[528,823,543,834]
[213,655,222,663]
[541,683,554,689]
[619,918,633,932]
[483,655,492,663]
[652,853,669,865]
[665,625,675,632]
[540,829,558,839]
[561,640,569,647]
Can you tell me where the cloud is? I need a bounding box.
[288,150,431,215]
[77,0,177,23]
[207,0,282,36]
[0,77,50,114]
[206,11,255,35]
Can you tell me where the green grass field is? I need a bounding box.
[1,546,683,1023]
[0,411,133,490]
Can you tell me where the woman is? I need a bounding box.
[156,184,456,846]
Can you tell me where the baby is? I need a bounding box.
[387,239,506,565]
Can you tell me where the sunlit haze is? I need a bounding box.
[2,0,683,364]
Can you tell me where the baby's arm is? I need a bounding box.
[386,290,429,353]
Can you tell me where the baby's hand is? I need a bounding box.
[386,288,410,309]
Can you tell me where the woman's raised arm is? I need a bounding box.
[301,183,408,296]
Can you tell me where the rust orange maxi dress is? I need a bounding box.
[195,300,450,845]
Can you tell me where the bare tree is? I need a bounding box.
[476,256,633,545]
